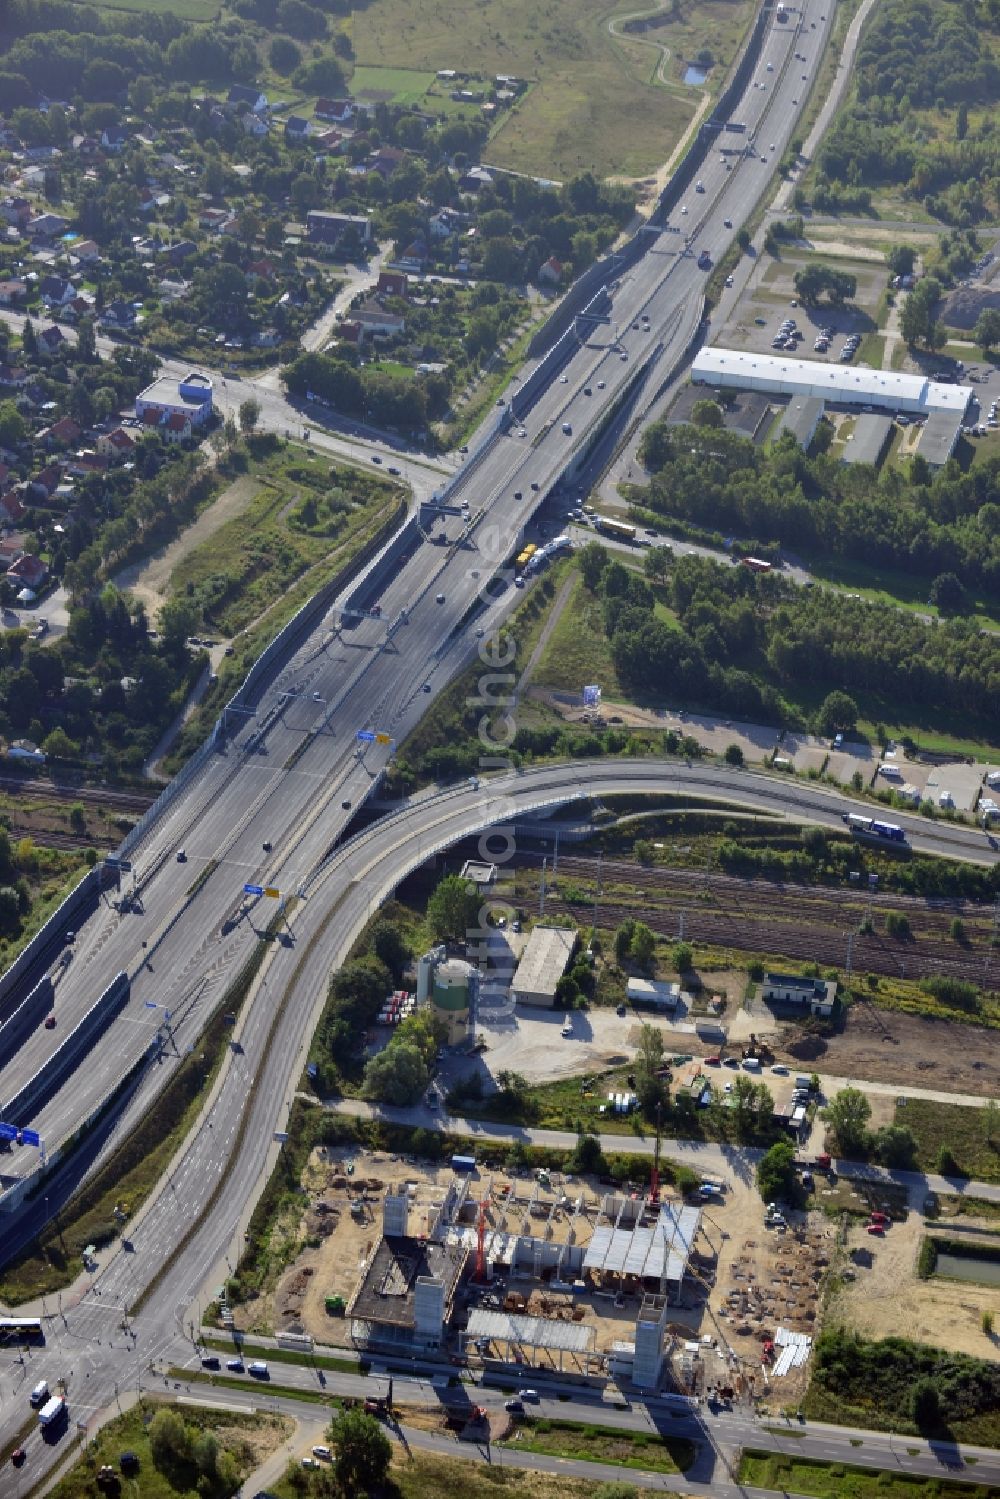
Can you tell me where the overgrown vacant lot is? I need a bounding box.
[352,0,752,179]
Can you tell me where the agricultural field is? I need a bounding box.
[351,0,753,180]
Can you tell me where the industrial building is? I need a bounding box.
[760,972,836,1017]
[692,347,972,417]
[626,978,682,1012]
[774,394,824,448]
[346,1165,704,1390]
[135,372,214,429]
[416,947,475,1046]
[842,412,893,467]
[916,409,963,468]
[510,925,576,1008]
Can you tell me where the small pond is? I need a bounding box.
[683,64,709,86]
[935,1250,1000,1285]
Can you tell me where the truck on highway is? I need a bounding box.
[697,249,712,270]
[38,1394,66,1428]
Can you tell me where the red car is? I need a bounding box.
[866,1222,884,1236]
[869,1211,890,1225]
[11,1448,25,1467]
[704,1056,722,1067]
[44,1015,56,1029]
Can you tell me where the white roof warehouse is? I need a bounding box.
[692,347,972,417]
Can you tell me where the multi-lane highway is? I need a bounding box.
[2,0,968,1486]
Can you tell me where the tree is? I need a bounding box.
[911,1377,941,1432]
[730,1076,773,1140]
[362,1041,429,1105]
[793,264,857,304]
[928,571,968,614]
[21,317,36,357]
[238,397,261,435]
[644,545,672,582]
[872,1124,917,1168]
[630,921,656,970]
[984,1097,999,1147]
[331,1407,391,1495]
[149,1409,191,1473]
[900,277,941,348]
[578,540,609,591]
[691,398,724,428]
[814,690,859,737]
[887,245,916,278]
[566,1128,606,1176]
[636,1023,666,1115]
[0,401,27,449]
[826,1086,871,1155]
[724,742,744,767]
[756,1138,797,1202]
[269,35,302,73]
[370,920,410,981]
[973,307,1000,354]
[427,873,481,942]
[672,941,693,975]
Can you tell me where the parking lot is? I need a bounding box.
[716,251,887,365]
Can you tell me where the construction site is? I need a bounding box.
[251,1137,835,1405]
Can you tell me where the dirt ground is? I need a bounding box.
[214,1413,293,1467]
[773,1007,1000,1098]
[115,474,262,621]
[827,1203,1000,1361]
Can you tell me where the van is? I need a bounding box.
[30,1380,49,1407]
[794,1075,812,1091]
[248,1361,269,1378]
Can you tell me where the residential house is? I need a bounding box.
[36,325,67,357]
[6,740,45,764]
[100,126,128,152]
[67,450,110,476]
[314,98,354,125]
[0,197,31,230]
[377,270,409,299]
[63,294,96,322]
[354,299,405,338]
[28,463,63,499]
[460,165,493,192]
[538,256,563,287]
[97,428,136,462]
[71,134,102,158]
[368,146,407,179]
[0,366,30,392]
[306,210,372,247]
[157,276,189,303]
[163,239,197,266]
[0,490,25,524]
[160,412,193,443]
[38,415,82,448]
[0,278,28,307]
[246,259,275,284]
[242,114,269,138]
[26,212,69,241]
[227,84,268,114]
[285,115,311,141]
[39,275,75,308]
[22,144,61,163]
[99,299,138,332]
[68,239,100,265]
[7,552,49,589]
[312,128,343,154]
[199,207,231,232]
[337,319,362,345]
[759,972,837,1018]
[429,212,455,240]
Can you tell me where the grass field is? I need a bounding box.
[47,1403,289,1499]
[801,550,1000,636]
[739,1450,986,1499]
[269,1448,622,1499]
[352,0,752,180]
[506,1416,695,1474]
[894,1097,1000,1184]
[532,568,623,696]
[350,65,439,104]
[91,0,217,15]
[170,443,396,637]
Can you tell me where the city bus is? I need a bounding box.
[595,517,636,543]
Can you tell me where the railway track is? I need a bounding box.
[0,775,156,814]
[518,851,999,987]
